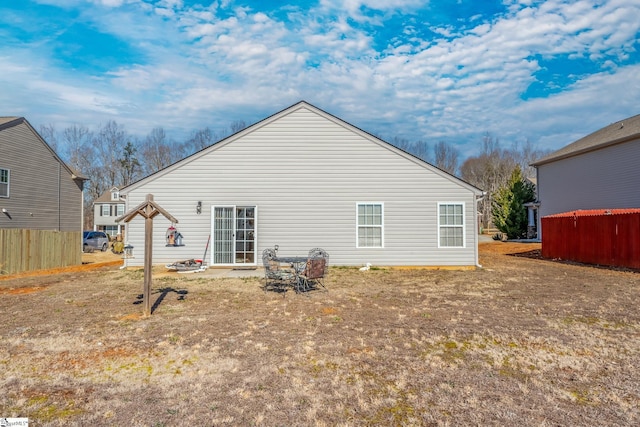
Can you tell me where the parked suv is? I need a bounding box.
[83,231,109,252]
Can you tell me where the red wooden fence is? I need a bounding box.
[542,209,640,269]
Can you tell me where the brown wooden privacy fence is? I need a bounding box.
[0,229,82,275]
[541,209,640,269]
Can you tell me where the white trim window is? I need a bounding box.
[438,202,465,248]
[116,204,125,216]
[0,168,9,198]
[357,202,384,248]
[101,204,111,216]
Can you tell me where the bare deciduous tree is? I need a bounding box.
[184,127,219,156]
[433,141,460,175]
[229,120,247,135]
[389,137,429,162]
[140,127,179,175]
[39,124,58,152]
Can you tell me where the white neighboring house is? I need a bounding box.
[119,101,484,268]
[93,187,125,238]
[531,113,640,239]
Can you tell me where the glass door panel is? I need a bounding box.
[213,207,234,264]
[235,207,255,264]
[212,206,256,265]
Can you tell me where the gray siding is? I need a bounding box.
[122,105,480,267]
[538,137,640,229]
[0,121,83,232]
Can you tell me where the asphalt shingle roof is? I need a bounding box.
[532,113,640,166]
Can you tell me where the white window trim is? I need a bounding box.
[0,168,9,198]
[437,202,466,248]
[356,202,384,248]
[101,204,111,216]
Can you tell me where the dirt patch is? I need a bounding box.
[0,285,49,295]
[0,250,122,281]
[1,240,638,426]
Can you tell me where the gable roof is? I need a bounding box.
[0,116,88,181]
[0,116,20,127]
[95,187,125,204]
[532,113,640,166]
[121,101,482,195]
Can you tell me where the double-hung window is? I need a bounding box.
[438,202,465,247]
[357,203,383,248]
[101,204,111,216]
[0,168,9,198]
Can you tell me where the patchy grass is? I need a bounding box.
[0,242,639,426]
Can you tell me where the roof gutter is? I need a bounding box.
[531,132,640,167]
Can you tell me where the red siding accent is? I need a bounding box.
[542,210,640,269]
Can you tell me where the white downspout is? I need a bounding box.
[475,191,487,268]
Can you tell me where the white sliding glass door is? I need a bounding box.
[212,206,256,265]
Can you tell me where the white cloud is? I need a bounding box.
[2,0,639,157]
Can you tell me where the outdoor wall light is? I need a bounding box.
[196,201,202,215]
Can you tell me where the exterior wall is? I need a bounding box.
[122,106,480,267]
[0,121,83,232]
[94,202,125,236]
[537,138,640,239]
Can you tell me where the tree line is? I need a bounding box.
[41,120,548,234]
[389,133,549,235]
[40,120,246,227]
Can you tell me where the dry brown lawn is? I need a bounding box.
[1,242,638,426]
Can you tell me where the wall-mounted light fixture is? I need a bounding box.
[2,208,11,220]
[196,201,202,215]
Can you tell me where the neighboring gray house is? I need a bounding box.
[120,102,483,268]
[93,187,125,238]
[531,113,640,239]
[1,116,87,273]
[0,117,86,231]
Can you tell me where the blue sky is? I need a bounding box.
[1,0,639,158]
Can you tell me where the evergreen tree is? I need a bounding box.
[491,166,535,239]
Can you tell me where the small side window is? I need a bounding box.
[438,202,465,248]
[357,203,384,248]
[0,168,9,198]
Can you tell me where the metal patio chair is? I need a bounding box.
[262,248,295,293]
[298,248,329,292]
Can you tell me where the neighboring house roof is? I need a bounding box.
[0,116,89,181]
[121,101,482,195]
[532,113,640,166]
[0,116,20,126]
[94,187,125,204]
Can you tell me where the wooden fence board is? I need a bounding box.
[542,211,640,269]
[0,229,82,275]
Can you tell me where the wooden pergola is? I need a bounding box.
[117,194,178,317]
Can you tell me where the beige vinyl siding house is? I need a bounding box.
[93,187,126,238]
[120,102,483,268]
[532,113,640,239]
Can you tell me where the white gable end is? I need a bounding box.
[121,103,481,267]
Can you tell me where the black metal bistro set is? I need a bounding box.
[262,246,329,294]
